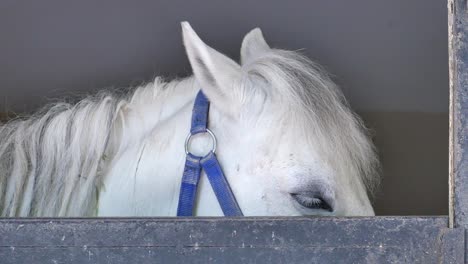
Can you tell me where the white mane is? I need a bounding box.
[0,26,380,217]
[242,49,380,197]
[0,77,197,216]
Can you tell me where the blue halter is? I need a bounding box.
[176,91,243,216]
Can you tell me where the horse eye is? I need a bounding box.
[290,193,333,212]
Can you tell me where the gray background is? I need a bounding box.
[0,0,449,215]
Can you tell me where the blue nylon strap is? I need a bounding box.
[176,154,202,216]
[176,90,243,217]
[190,91,210,134]
[201,152,243,216]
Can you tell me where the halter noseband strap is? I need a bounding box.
[176,91,243,216]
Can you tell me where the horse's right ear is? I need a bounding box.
[181,22,242,115]
[240,28,270,65]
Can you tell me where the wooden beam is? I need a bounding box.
[448,0,468,230]
[0,217,462,263]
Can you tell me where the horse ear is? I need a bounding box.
[240,28,270,65]
[181,22,242,111]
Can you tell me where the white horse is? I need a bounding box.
[0,22,379,217]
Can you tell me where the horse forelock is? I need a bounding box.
[240,49,381,198]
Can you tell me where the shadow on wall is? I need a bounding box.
[361,112,449,216]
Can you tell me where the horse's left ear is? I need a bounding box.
[181,22,242,113]
[240,28,270,65]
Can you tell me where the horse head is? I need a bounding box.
[180,22,380,216]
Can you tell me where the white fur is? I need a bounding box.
[0,22,379,217]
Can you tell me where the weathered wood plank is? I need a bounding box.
[449,0,468,230]
[448,1,468,261]
[0,217,462,263]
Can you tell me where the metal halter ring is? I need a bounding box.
[185,129,217,155]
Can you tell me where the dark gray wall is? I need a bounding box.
[0,0,449,215]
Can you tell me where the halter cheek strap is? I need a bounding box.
[176,91,243,217]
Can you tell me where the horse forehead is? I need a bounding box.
[221,118,324,168]
[239,147,327,176]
